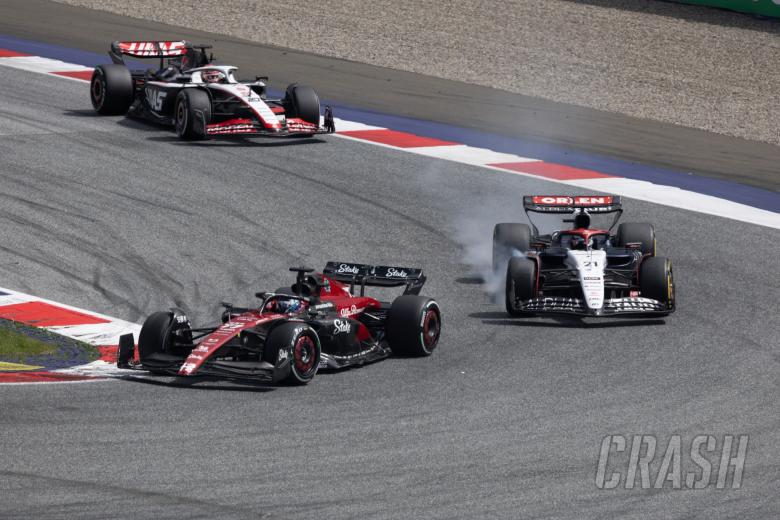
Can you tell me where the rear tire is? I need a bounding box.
[386,296,441,356]
[493,223,531,273]
[90,64,134,115]
[137,311,174,364]
[284,84,320,126]
[175,89,211,140]
[639,256,674,312]
[263,322,320,385]
[616,222,656,256]
[505,256,537,316]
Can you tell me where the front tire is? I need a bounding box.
[386,296,441,356]
[505,256,537,316]
[175,89,211,140]
[493,223,531,273]
[263,322,320,385]
[284,83,321,126]
[90,64,134,115]
[639,256,675,313]
[137,311,175,364]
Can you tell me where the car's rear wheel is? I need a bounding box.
[639,256,674,313]
[616,222,656,256]
[284,83,321,127]
[493,223,531,273]
[175,89,211,140]
[505,256,537,316]
[386,296,441,356]
[263,322,320,385]
[90,64,134,115]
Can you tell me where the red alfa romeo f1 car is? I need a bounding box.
[493,195,675,317]
[90,40,335,139]
[117,262,441,385]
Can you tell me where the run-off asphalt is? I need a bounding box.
[0,69,778,519]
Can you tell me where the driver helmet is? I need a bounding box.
[275,298,302,314]
[202,69,226,84]
[569,235,587,250]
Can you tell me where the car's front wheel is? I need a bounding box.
[284,83,321,127]
[505,256,537,316]
[263,322,321,385]
[639,256,675,314]
[175,89,211,140]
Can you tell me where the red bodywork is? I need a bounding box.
[178,275,379,376]
[558,228,610,242]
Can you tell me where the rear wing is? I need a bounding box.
[523,195,622,213]
[109,40,211,68]
[323,262,426,295]
[523,195,623,233]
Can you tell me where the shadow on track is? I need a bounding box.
[470,311,666,328]
[144,135,328,148]
[455,276,484,285]
[118,375,276,393]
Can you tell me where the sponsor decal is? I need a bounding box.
[175,314,189,324]
[336,264,360,274]
[278,349,288,361]
[145,88,166,111]
[180,362,198,374]
[340,305,364,317]
[531,196,613,206]
[333,319,351,334]
[120,41,186,57]
[385,267,408,278]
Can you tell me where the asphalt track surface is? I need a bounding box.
[0,5,779,520]
[1,65,779,519]
[2,0,780,193]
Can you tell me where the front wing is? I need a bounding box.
[518,296,673,316]
[133,352,292,383]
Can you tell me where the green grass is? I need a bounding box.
[0,327,58,363]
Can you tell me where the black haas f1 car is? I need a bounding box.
[89,40,335,140]
[492,195,675,317]
[117,263,441,385]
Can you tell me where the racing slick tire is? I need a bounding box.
[137,311,176,373]
[263,322,320,385]
[175,88,211,140]
[386,296,441,356]
[505,256,537,316]
[616,222,656,256]
[284,84,321,126]
[90,64,134,115]
[639,256,675,313]
[493,223,531,273]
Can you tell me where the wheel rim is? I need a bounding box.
[91,76,104,108]
[292,335,317,376]
[422,309,440,349]
[176,99,187,135]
